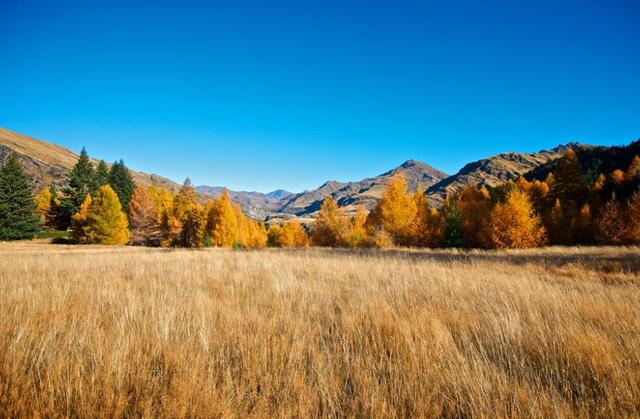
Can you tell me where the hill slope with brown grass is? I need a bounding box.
[425,143,589,204]
[271,160,448,220]
[0,127,180,192]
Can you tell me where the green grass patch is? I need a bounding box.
[36,230,70,239]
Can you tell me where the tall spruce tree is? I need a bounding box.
[61,147,96,222]
[108,159,136,212]
[95,160,110,188]
[0,153,41,240]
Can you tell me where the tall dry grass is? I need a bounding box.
[0,242,639,417]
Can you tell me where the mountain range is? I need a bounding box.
[1,127,618,222]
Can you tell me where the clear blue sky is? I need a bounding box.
[1,0,638,192]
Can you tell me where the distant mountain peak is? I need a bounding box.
[267,189,293,200]
[550,141,587,154]
[399,159,421,167]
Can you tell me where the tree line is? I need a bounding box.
[1,147,639,248]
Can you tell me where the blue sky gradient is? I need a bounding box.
[1,0,638,192]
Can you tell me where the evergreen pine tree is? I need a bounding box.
[0,153,41,240]
[61,147,95,222]
[95,160,110,188]
[108,160,136,212]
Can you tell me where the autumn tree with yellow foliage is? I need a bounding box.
[268,220,308,247]
[343,205,369,248]
[206,189,239,247]
[457,185,491,248]
[489,189,546,249]
[71,194,92,243]
[36,188,52,223]
[375,174,417,246]
[312,195,347,247]
[83,185,129,245]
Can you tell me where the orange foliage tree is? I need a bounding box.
[626,155,640,181]
[626,191,640,245]
[596,195,627,245]
[128,184,158,245]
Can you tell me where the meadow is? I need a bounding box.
[1,242,639,417]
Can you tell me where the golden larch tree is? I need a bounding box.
[159,208,181,247]
[233,204,250,247]
[311,195,347,247]
[457,185,491,248]
[489,189,546,249]
[149,186,175,224]
[593,173,606,192]
[376,173,417,246]
[71,194,92,243]
[343,205,369,248]
[626,155,640,181]
[414,200,445,248]
[207,189,239,247]
[84,185,130,245]
[245,219,268,248]
[36,189,52,223]
[280,220,309,247]
[181,204,207,248]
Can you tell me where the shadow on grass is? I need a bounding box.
[265,246,640,274]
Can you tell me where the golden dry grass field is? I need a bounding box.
[1,242,640,418]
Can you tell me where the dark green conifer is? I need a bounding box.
[108,159,136,212]
[61,147,96,220]
[95,160,110,188]
[0,153,41,240]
